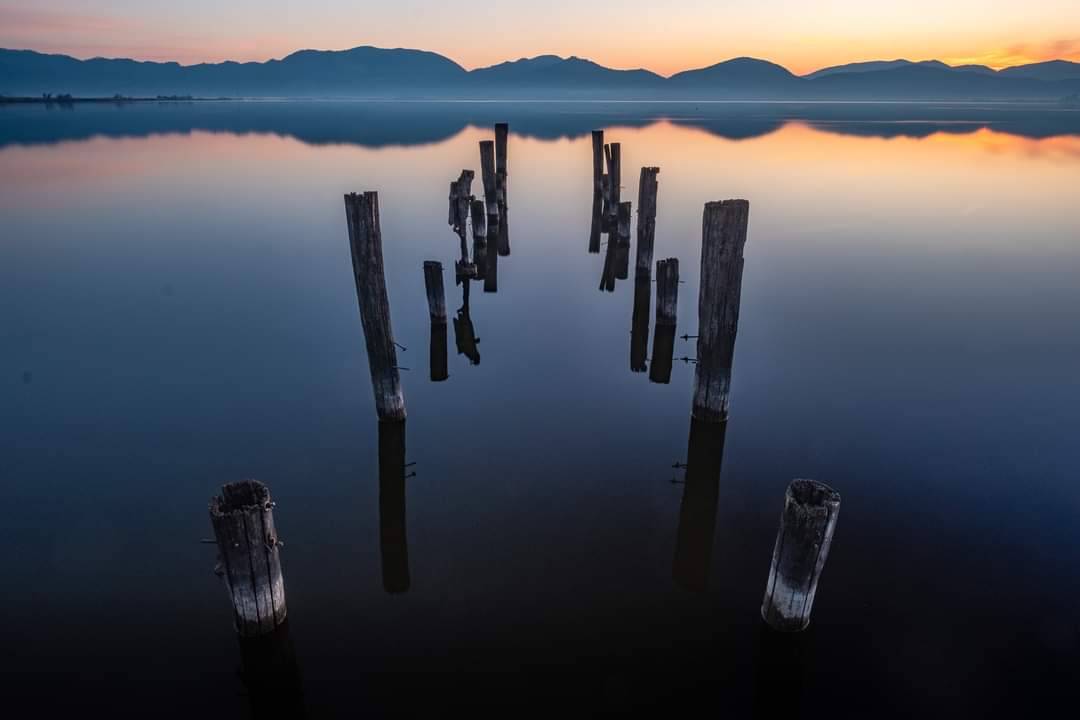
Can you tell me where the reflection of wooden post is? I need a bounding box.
[761,479,840,632]
[453,281,480,365]
[238,620,306,719]
[635,167,660,279]
[379,420,410,594]
[429,323,448,382]
[470,198,487,281]
[615,201,631,280]
[210,479,287,637]
[495,122,508,205]
[344,192,406,421]
[673,419,727,592]
[592,130,604,193]
[693,200,749,423]
[630,277,650,372]
[423,261,446,323]
[650,258,678,384]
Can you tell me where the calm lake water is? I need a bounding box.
[2,101,1080,717]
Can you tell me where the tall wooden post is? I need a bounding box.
[423,261,446,323]
[650,258,678,384]
[635,167,660,279]
[448,170,474,260]
[344,192,406,421]
[379,420,410,594]
[673,419,727,592]
[591,130,604,194]
[495,122,508,205]
[761,479,840,632]
[210,479,287,637]
[615,200,632,280]
[692,200,749,423]
[480,140,498,218]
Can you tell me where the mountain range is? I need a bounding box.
[2,46,1079,100]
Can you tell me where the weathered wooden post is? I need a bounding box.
[650,258,678,384]
[379,420,410,594]
[344,191,406,422]
[635,167,660,279]
[673,419,727,592]
[495,122,508,205]
[210,479,287,637]
[630,278,651,372]
[615,200,632,280]
[470,198,487,281]
[591,130,604,194]
[606,142,621,223]
[761,479,840,632]
[448,170,474,260]
[588,191,603,254]
[480,140,498,218]
[484,238,499,293]
[423,261,446,323]
[692,200,749,423]
[599,231,618,292]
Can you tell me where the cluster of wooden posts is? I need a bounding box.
[206,123,840,662]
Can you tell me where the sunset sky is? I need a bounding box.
[1,0,1078,75]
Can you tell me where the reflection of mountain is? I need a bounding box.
[4,46,1080,99]
[2,100,1078,151]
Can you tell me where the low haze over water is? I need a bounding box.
[2,101,1080,716]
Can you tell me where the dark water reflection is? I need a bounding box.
[2,102,1080,717]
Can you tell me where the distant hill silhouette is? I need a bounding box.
[3,46,1080,100]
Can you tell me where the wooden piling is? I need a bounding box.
[650,258,679,384]
[379,420,410,594]
[635,167,660,279]
[673,419,727,592]
[448,170,474,260]
[615,200,632,280]
[630,278,651,372]
[210,479,287,637]
[344,192,406,422]
[692,200,749,423]
[606,143,621,223]
[423,261,447,323]
[480,140,498,218]
[761,479,840,632]
[495,122,508,206]
[591,130,604,193]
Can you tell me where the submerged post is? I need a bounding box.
[761,479,841,632]
[650,258,679,384]
[591,130,604,193]
[423,261,447,323]
[635,167,660,279]
[344,192,406,421]
[209,479,287,637]
[692,200,749,423]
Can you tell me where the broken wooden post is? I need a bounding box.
[423,261,446,323]
[209,479,287,637]
[761,479,840,632]
[650,258,678,384]
[379,420,410,594]
[470,198,487,280]
[592,130,604,194]
[448,170,474,261]
[630,278,651,372]
[344,192,406,421]
[635,167,660,279]
[495,122,508,205]
[693,199,749,423]
[598,229,618,292]
[615,200,632,280]
[673,419,727,592]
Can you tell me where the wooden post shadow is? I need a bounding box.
[693,199,749,423]
[424,261,448,382]
[209,479,287,637]
[453,279,481,365]
[378,419,410,594]
[588,191,603,254]
[344,191,406,422]
[672,418,728,592]
[752,621,808,719]
[649,258,679,384]
[630,277,651,373]
[237,619,306,719]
